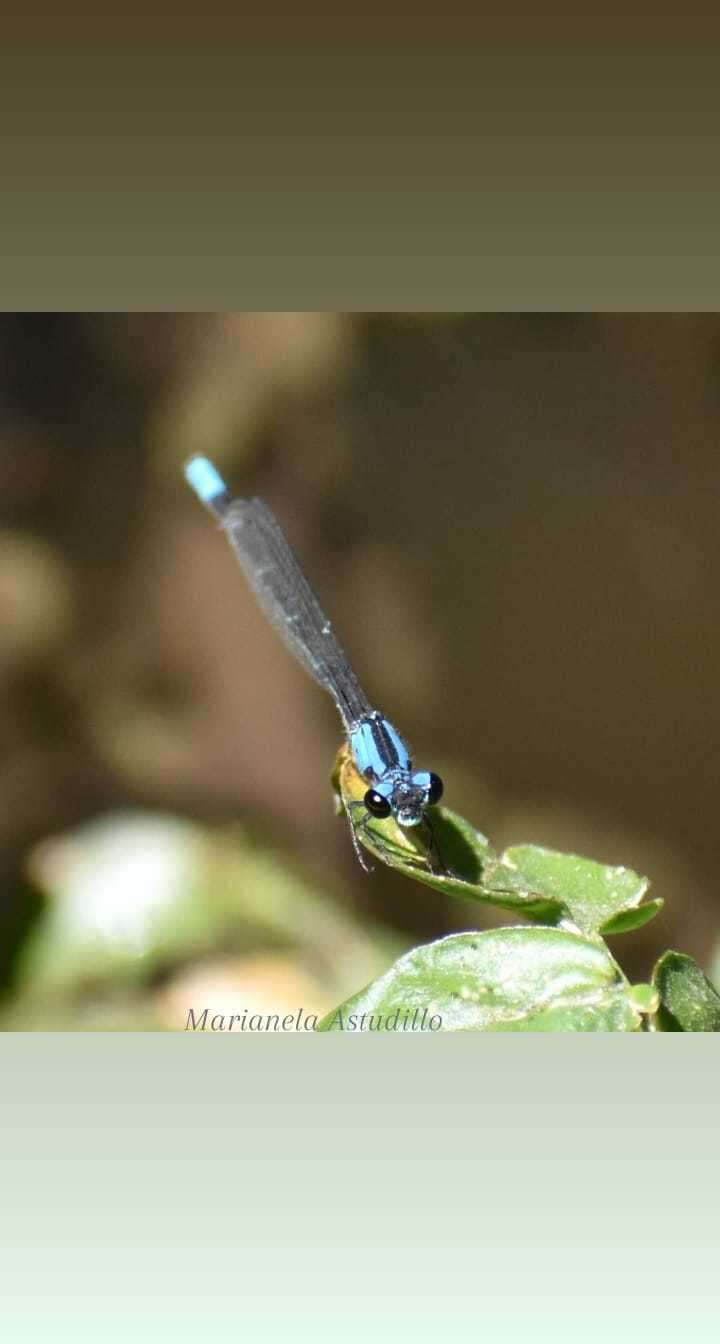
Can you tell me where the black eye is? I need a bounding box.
[364,788,391,819]
[427,773,444,805]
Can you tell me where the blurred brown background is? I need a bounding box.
[1,312,719,1026]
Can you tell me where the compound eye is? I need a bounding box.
[364,788,392,819]
[427,772,444,805]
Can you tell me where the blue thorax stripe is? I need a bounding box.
[350,714,412,781]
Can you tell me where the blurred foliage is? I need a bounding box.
[1,811,400,1030]
[2,313,720,1028]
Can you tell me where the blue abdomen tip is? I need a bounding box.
[184,456,227,503]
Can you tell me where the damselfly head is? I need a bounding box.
[390,778,430,828]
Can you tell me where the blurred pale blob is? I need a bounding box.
[0,530,74,669]
[155,952,335,1031]
[11,809,398,1026]
[28,812,200,955]
[24,813,209,980]
[150,312,353,475]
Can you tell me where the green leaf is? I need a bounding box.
[333,748,656,936]
[599,899,664,936]
[333,747,563,922]
[483,844,653,936]
[627,982,660,1015]
[318,927,644,1033]
[652,951,720,1032]
[372,806,566,920]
